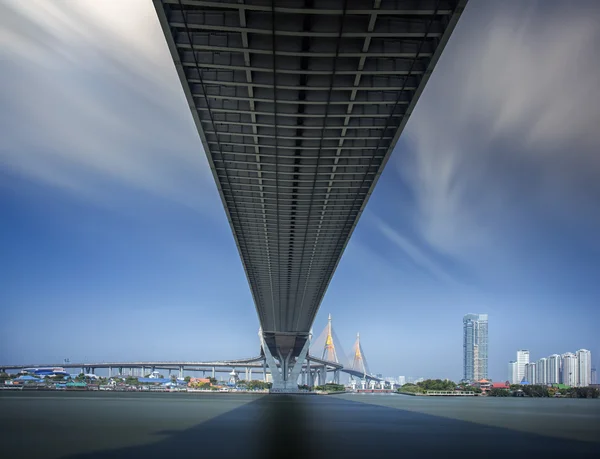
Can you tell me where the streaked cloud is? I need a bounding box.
[397,0,600,263]
[0,0,213,210]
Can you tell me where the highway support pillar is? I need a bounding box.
[179,366,184,379]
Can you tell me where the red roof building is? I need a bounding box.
[491,382,509,389]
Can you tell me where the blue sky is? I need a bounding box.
[1,0,599,382]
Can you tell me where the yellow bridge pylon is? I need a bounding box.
[350,332,370,376]
[321,314,339,363]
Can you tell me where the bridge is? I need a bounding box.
[151,0,466,391]
[1,315,383,387]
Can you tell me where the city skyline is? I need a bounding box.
[1,0,599,382]
[508,348,592,387]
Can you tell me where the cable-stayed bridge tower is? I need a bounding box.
[350,333,370,377]
[321,314,339,364]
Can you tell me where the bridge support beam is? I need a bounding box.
[179,366,184,379]
[259,328,310,393]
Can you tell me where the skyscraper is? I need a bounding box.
[576,349,592,387]
[508,361,518,384]
[547,354,561,385]
[517,350,530,384]
[536,357,548,385]
[525,362,537,384]
[463,314,488,381]
[561,353,577,386]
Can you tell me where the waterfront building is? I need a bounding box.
[576,349,592,387]
[547,354,561,385]
[525,362,536,385]
[517,350,530,383]
[536,358,547,385]
[508,361,518,384]
[463,314,489,381]
[561,353,577,386]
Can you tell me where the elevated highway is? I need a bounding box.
[153,0,466,388]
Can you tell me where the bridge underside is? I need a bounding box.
[154,0,467,358]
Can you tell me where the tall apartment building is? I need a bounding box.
[592,368,597,385]
[536,357,548,385]
[508,361,518,384]
[547,354,561,385]
[463,314,488,381]
[561,353,577,386]
[517,350,530,383]
[576,349,592,387]
[525,362,537,384]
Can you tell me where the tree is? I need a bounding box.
[208,377,217,385]
[184,376,191,383]
[398,383,424,394]
[0,372,10,381]
[489,388,510,397]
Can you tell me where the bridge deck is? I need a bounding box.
[154,0,467,356]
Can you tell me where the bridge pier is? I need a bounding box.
[211,367,215,379]
[179,366,184,379]
[259,328,310,392]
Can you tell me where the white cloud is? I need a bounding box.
[398,0,600,261]
[0,0,214,211]
[372,216,457,286]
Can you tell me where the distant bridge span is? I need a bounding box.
[152,0,466,389]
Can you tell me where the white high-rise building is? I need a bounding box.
[547,354,561,385]
[463,314,489,381]
[398,376,406,386]
[536,358,547,385]
[525,362,537,385]
[576,349,592,387]
[517,350,530,383]
[508,361,518,384]
[561,353,577,386]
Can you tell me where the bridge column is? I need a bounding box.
[249,368,252,381]
[179,366,184,379]
[108,367,112,378]
[259,328,310,392]
[211,367,215,379]
[263,360,267,382]
[141,366,145,377]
